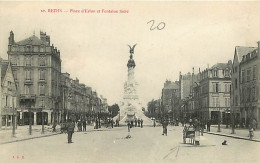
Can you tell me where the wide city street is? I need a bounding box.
[0,126,259,163]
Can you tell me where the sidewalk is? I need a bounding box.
[205,125,260,142]
[0,125,61,145]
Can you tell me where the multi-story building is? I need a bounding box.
[237,43,260,128]
[198,61,232,124]
[231,46,257,127]
[179,69,199,121]
[100,95,108,113]
[7,31,61,125]
[161,80,179,119]
[0,59,18,129]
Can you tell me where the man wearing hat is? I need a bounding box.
[67,119,75,143]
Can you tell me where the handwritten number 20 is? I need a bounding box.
[147,20,165,30]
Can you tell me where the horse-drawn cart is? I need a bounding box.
[183,125,195,144]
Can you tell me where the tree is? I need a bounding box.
[108,104,120,117]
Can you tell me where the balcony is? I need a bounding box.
[20,94,36,102]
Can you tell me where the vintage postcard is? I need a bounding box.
[0,1,259,163]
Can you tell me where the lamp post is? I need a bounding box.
[12,97,16,137]
[217,110,221,132]
[231,85,235,134]
[41,109,44,134]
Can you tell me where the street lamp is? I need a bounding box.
[12,97,16,137]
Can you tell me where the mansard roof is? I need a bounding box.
[211,63,232,70]
[16,35,48,46]
[163,82,179,90]
[235,46,256,62]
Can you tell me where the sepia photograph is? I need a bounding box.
[0,1,259,163]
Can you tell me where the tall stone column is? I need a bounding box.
[47,111,52,125]
[33,112,37,125]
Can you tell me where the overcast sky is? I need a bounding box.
[0,2,260,106]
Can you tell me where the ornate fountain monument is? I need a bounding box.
[115,44,152,125]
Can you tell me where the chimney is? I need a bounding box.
[228,60,232,65]
[40,31,46,42]
[8,31,14,45]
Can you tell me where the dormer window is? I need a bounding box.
[224,69,229,77]
[213,69,218,77]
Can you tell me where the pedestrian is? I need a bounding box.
[111,119,114,128]
[67,119,75,143]
[138,119,140,127]
[131,121,134,128]
[141,119,143,128]
[153,119,156,127]
[83,120,87,131]
[135,119,137,127]
[77,120,82,132]
[95,119,98,129]
[207,120,211,132]
[162,119,168,136]
[200,121,205,136]
[127,121,131,132]
[52,122,57,132]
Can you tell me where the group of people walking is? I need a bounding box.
[77,120,87,132]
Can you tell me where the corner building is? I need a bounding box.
[7,31,61,125]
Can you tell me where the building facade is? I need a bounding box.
[238,43,260,128]
[7,31,61,125]
[0,59,18,128]
[198,61,232,124]
[231,46,257,127]
[161,80,179,119]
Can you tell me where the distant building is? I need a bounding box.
[234,43,260,128]
[198,61,232,124]
[0,59,18,128]
[161,80,179,118]
[7,31,61,125]
[179,69,199,121]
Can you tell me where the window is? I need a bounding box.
[241,87,245,103]
[39,56,46,66]
[213,69,218,77]
[216,98,220,107]
[25,85,30,94]
[252,87,256,101]
[235,79,238,89]
[247,68,251,82]
[39,70,45,80]
[25,56,31,66]
[39,84,45,95]
[5,96,8,106]
[235,95,238,106]
[39,99,45,107]
[40,46,45,52]
[11,57,17,66]
[253,65,256,80]
[235,67,237,73]
[25,70,31,81]
[247,87,251,102]
[212,98,216,107]
[241,70,245,83]
[225,98,230,107]
[13,70,17,80]
[224,69,229,77]
[213,83,219,92]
